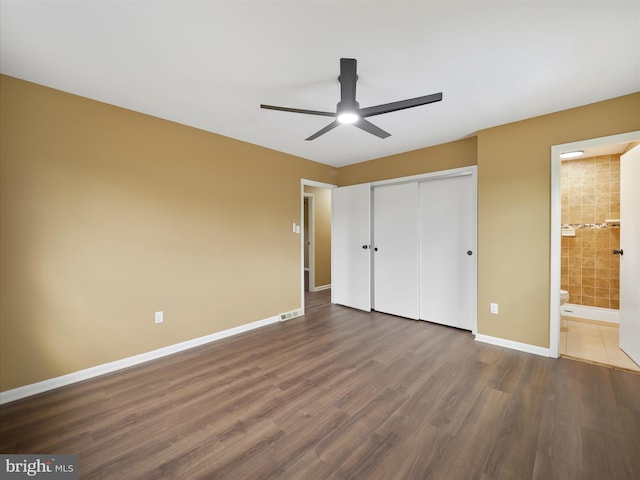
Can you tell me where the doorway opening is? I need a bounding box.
[303,195,311,293]
[550,131,640,372]
[301,179,335,313]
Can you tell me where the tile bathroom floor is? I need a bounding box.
[560,316,640,373]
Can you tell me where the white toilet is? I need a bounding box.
[560,289,569,305]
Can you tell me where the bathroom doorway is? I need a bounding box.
[550,131,640,372]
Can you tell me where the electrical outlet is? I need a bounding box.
[155,311,164,324]
[490,303,499,315]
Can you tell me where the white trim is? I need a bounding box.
[550,141,562,358]
[371,165,475,187]
[311,284,331,292]
[0,315,280,405]
[301,179,337,190]
[475,334,551,357]
[550,130,640,359]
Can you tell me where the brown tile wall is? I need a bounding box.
[561,155,620,309]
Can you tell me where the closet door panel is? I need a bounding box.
[419,174,476,330]
[332,183,372,311]
[373,182,419,319]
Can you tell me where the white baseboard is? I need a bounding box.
[475,334,550,357]
[311,284,331,292]
[0,314,280,405]
[561,303,619,324]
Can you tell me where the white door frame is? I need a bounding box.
[549,130,640,358]
[301,179,336,313]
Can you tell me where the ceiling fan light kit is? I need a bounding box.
[337,112,359,124]
[261,58,443,140]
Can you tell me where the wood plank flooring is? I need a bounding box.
[2,291,639,479]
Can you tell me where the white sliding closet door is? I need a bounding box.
[332,183,372,311]
[419,174,476,331]
[373,182,419,319]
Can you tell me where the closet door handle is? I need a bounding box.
[467,250,473,256]
[362,245,369,249]
[613,249,623,256]
[374,247,378,252]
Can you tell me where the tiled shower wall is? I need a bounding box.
[561,155,620,309]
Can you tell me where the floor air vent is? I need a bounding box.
[280,309,303,321]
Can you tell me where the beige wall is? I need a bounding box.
[477,92,640,347]
[337,136,477,185]
[0,75,337,391]
[2,72,639,392]
[303,186,332,288]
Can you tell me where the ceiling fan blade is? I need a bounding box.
[260,104,335,117]
[359,92,443,118]
[305,120,340,141]
[354,118,391,139]
[338,58,358,108]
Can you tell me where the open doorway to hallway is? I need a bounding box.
[303,195,311,293]
[301,180,335,313]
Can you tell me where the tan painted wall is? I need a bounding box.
[337,136,477,185]
[0,75,337,391]
[477,92,640,347]
[2,72,638,392]
[303,186,332,287]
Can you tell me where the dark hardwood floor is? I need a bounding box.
[2,290,639,479]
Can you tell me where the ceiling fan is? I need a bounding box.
[260,58,443,141]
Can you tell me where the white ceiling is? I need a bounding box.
[576,142,630,159]
[1,1,639,167]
